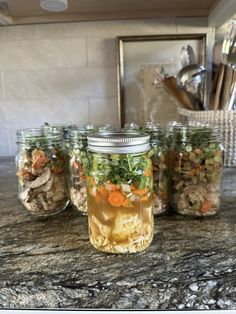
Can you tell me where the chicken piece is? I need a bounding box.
[89,215,112,239]
[112,213,141,242]
[25,168,51,189]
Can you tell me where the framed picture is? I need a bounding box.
[117,34,207,127]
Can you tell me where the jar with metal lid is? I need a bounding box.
[86,131,154,253]
[143,124,168,215]
[170,125,224,216]
[68,127,97,214]
[16,128,69,216]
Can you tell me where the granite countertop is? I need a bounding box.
[0,157,235,310]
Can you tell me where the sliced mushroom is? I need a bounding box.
[41,173,54,192]
[25,168,51,189]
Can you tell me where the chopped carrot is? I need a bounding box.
[32,150,49,170]
[98,186,109,198]
[140,195,149,202]
[144,169,152,176]
[108,191,125,207]
[122,198,134,208]
[133,188,148,196]
[200,201,212,213]
[130,184,136,191]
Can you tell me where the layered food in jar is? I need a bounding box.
[16,128,69,216]
[144,125,168,215]
[68,127,97,214]
[86,131,154,254]
[170,125,223,216]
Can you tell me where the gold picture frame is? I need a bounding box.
[117,34,207,127]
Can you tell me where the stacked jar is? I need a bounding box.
[169,125,224,216]
[143,124,169,215]
[42,123,77,150]
[86,131,154,254]
[68,126,97,215]
[16,128,69,217]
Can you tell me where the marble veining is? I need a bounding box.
[0,158,235,309]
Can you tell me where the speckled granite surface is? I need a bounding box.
[0,157,235,309]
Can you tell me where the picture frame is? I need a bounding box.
[117,34,207,127]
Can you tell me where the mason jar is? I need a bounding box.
[144,124,168,215]
[42,123,77,150]
[16,128,69,217]
[123,122,140,131]
[86,131,154,254]
[170,125,224,216]
[68,127,96,215]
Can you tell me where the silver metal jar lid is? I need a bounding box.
[87,131,150,154]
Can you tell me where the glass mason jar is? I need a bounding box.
[143,124,168,215]
[42,123,77,150]
[123,122,140,131]
[68,127,96,215]
[86,131,154,254]
[16,128,69,217]
[170,125,223,216]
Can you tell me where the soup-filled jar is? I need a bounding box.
[68,127,96,214]
[86,131,154,254]
[143,124,168,215]
[170,125,223,216]
[16,128,69,216]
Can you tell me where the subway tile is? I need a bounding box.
[0,73,4,101]
[0,102,12,156]
[0,38,86,71]
[4,68,117,101]
[89,98,119,126]
[0,18,176,42]
[87,38,116,67]
[2,98,90,155]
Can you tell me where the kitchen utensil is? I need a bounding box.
[220,66,234,110]
[227,35,236,69]
[212,63,225,111]
[161,76,195,110]
[176,64,206,110]
[221,21,236,66]
[180,45,196,68]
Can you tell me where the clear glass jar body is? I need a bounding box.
[16,129,69,217]
[170,126,223,216]
[68,129,92,215]
[86,151,154,253]
[145,126,168,215]
[42,123,77,150]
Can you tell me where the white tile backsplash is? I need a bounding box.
[89,98,119,125]
[0,38,86,71]
[0,103,11,156]
[87,38,116,67]
[2,98,90,154]
[0,17,213,155]
[4,68,117,101]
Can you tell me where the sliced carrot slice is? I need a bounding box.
[108,191,125,207]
